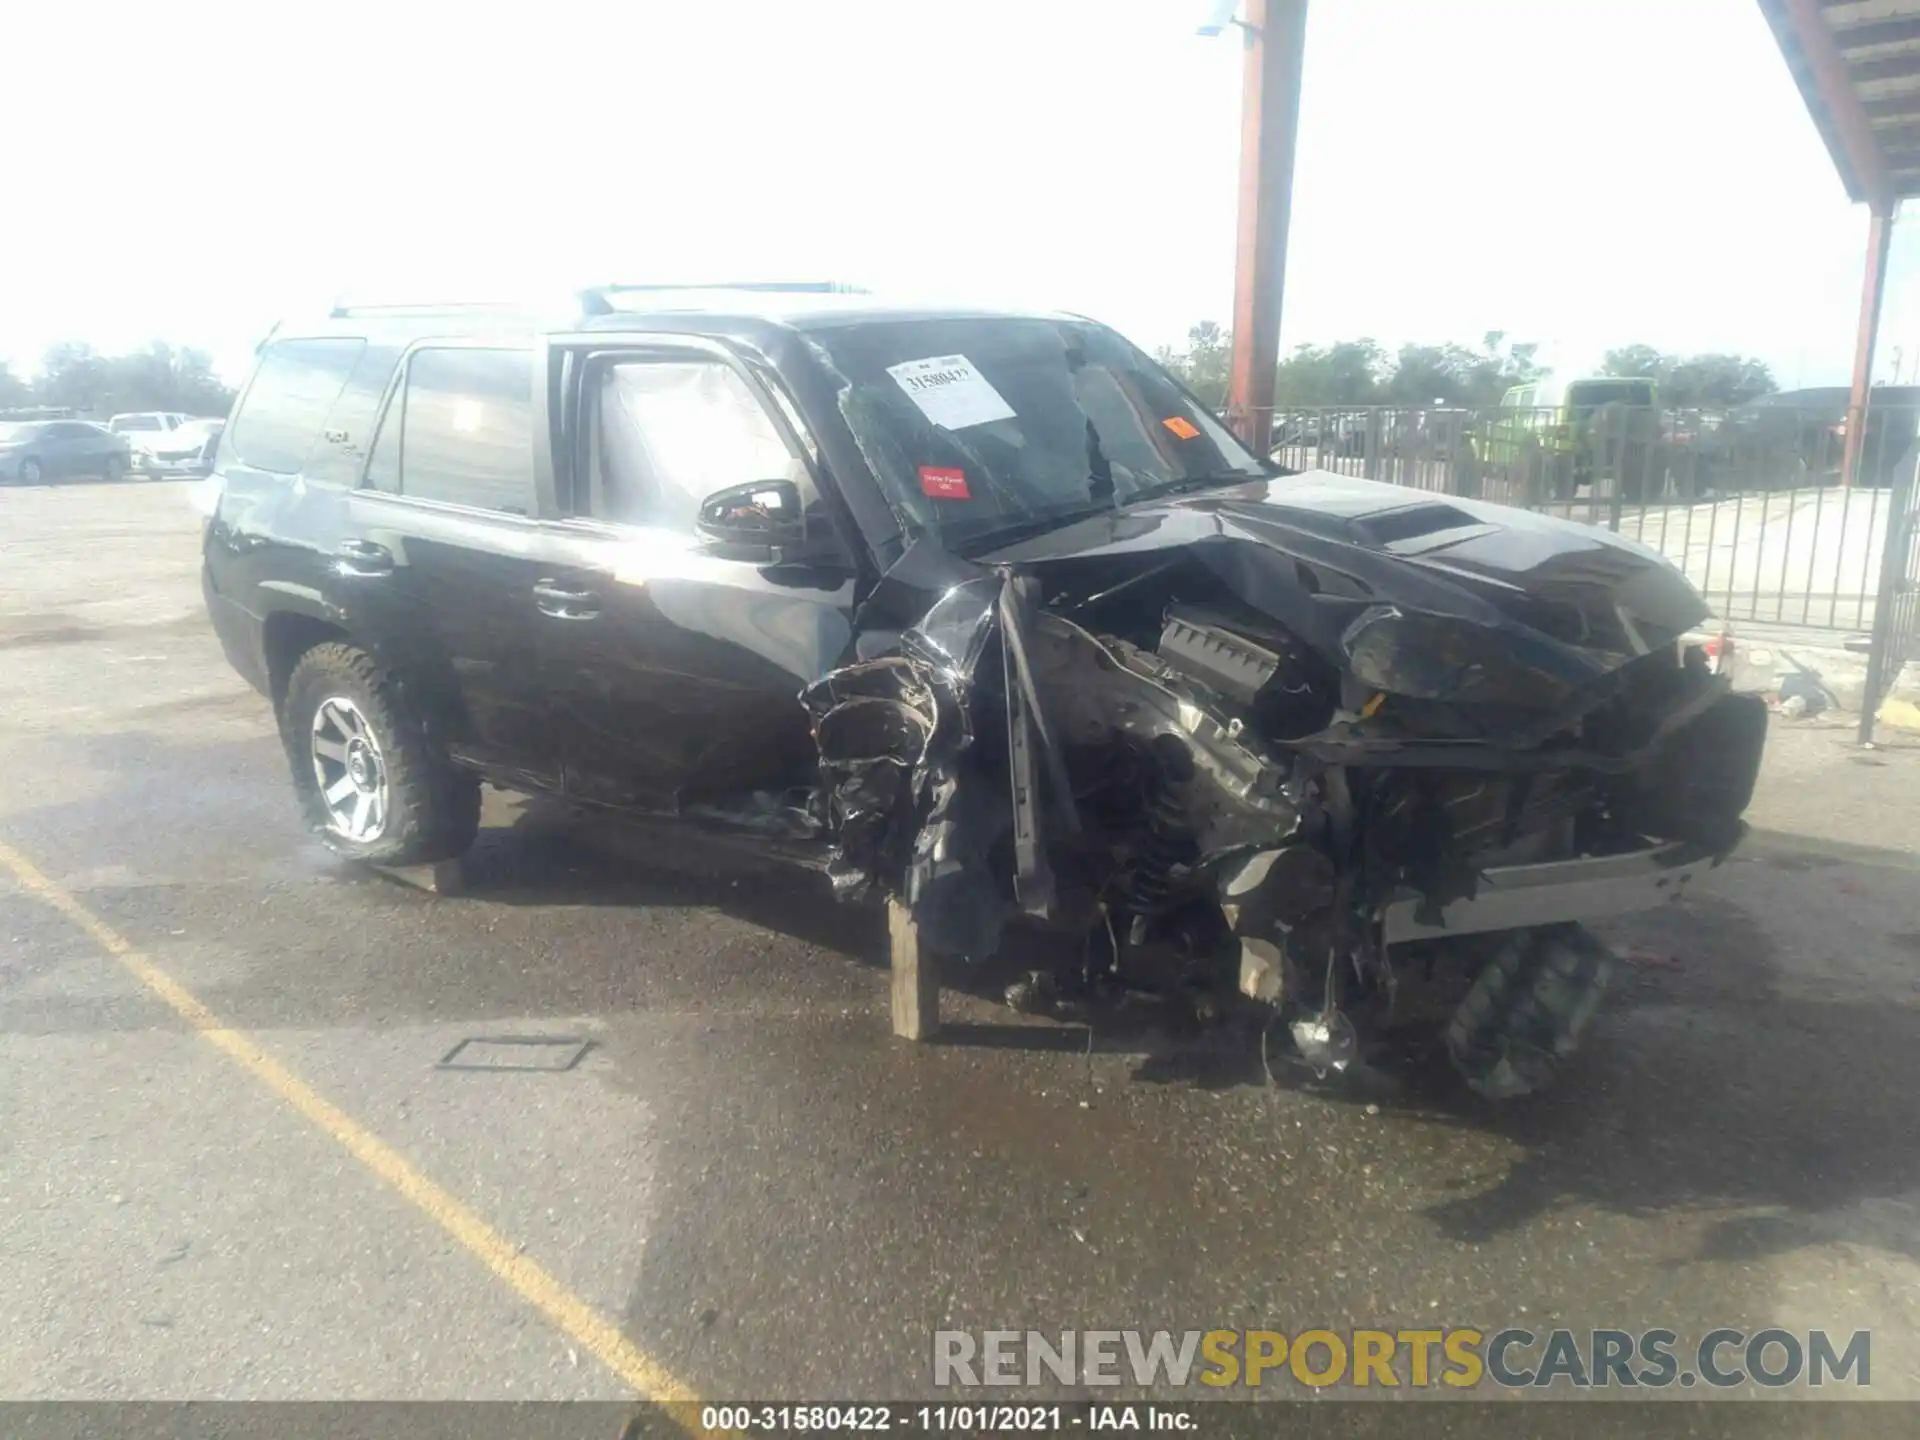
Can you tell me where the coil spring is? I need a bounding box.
[1118,776,1195,918]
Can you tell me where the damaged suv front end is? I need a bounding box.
[794,316,1764,1098]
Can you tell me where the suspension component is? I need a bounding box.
[1113,736,1199,920]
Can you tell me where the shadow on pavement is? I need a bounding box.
[464,797,1920,1271]
[11,732,1920,1319]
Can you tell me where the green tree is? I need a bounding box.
[1599,346,1776,408]
[1381,342,1475,405]
[1462,330,1546,406]
[1273,339,1385,405]
[29,340,236,418]
[0,362,33,410]
[1154,320,1233,409]
[166,347,237,416]
[1381,331,1546,406]
[1598,344,1665,383]
[37,342,107,412]
[1158,323,1547,412]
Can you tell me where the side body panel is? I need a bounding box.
[338,491,564,792]
[538,527,854,811]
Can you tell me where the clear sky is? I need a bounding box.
[4,0,1911,389]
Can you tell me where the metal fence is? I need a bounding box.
[1266,403,1915,635]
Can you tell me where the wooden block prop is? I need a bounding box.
[888,897,940,1040]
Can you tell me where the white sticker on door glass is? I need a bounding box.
[884,354,1017,431]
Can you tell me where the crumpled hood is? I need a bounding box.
[981,469,1710,711]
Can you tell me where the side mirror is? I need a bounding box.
[695,479,808,563]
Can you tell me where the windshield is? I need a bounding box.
[814,317,1267,551]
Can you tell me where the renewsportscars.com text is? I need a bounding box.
[932,1327,1871,1390]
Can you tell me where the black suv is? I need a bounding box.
[204,284,1764,1095]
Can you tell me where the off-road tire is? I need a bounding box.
[282,642,479,865]
[1444,923,1616,1099]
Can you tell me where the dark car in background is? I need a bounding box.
[0,419,133,484]
[1702,386,1920,490]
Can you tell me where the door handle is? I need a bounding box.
[533,578,601,619]
[335,539,394,576]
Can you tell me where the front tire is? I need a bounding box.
[1444,924,1617,1099]
[101,455,125,484]
[18,457,43,484]
[282,642,479,865]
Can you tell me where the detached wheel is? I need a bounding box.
[282,642,479,865]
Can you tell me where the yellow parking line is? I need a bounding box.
[0,839,706,1425]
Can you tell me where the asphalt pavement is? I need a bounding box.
[2,480,1919,1416]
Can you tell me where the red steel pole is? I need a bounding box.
[1225,0,1309,457]
[1842,203,1895,489]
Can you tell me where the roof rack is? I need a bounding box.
[327,298,543,319]
[576,281,868,315]
[326,282,869,322]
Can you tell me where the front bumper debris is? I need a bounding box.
[1381,839,1726,946]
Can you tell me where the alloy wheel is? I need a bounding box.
[310,696,389,842]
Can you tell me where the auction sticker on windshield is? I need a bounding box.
[886,354,1017,430]
[919,465,971,500]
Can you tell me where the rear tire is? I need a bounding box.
[281,642,480,865]
[18,457,43,484]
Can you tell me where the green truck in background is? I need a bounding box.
[1478,375,1660,500]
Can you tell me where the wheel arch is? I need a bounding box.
[264,612,350,713]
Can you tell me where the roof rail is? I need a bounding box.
[576,281,868,315]
[324,283,870,321]
[327,298,544,319]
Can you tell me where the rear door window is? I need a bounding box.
[390,347,535,514]
[227,339,366,474]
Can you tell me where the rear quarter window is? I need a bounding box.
[227,338,367,475]
[303,344,403,487]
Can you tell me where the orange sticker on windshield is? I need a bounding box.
[1162,416,1201,440]
[919,465,971,500]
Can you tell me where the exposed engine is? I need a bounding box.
[806,536,1766,1099]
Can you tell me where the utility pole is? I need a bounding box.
[1223,0,1309,457]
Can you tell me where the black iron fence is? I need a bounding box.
[1266,403,1913,635]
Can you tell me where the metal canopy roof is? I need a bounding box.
[1762,0,1920,207]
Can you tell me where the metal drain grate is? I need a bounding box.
[436,1035,593,1072]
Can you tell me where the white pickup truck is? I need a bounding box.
[108,412,222,477]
